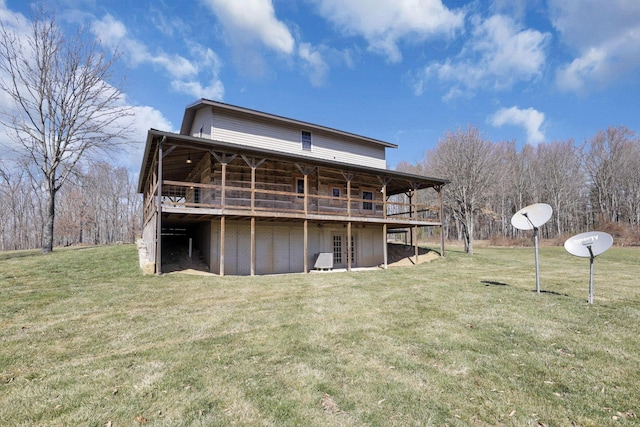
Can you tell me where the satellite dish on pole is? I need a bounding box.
[511,203,553,230]
[511,203,553,293]
[564,231,613,304]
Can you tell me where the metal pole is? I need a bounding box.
[524,212,541,293]
[534,227,540,293]
[588,246,594,304]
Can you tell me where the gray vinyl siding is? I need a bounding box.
[207,220,385,275]
[191,107,213,138]
[209,110,387,169]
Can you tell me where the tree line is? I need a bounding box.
[398,124,640,253]
[0,5,132,253]
[0,161,141,251]
[1,125,638,253]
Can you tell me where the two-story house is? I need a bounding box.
[138,99,447,275]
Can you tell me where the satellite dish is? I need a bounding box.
[511,203,553,230]
[564,231,613,304]
[564,231,613,258]
[511,203,553,293]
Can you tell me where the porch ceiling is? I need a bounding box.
[138,129,448,196]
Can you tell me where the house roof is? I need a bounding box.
[137,129,448,196]
[180,99,399,149]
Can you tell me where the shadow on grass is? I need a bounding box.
[481,280,510,287]
[0,245,108,262]
[537,289,570,297]
[480,280,570,298]
[0,250,40,261]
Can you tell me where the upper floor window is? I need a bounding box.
[296,177,305,198]
[362,190,373,211]
[301,130,312,151]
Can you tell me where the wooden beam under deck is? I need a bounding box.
[160,205,442,228]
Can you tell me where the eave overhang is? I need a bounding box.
[137,129,448,196]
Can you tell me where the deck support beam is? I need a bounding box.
[294,164,316,274]
[241,156,266,276]
[212,153,237,277]
[251,217,256,276]
[412,187,419,264]
[220,216,225,277]
[347,221,352,271]
[382,224,388,269]
[378,177,391,270]
[436,184,446,257]
[156,137,165,275]
[304,220,308,273]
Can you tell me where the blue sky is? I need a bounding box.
[2,0,640,170]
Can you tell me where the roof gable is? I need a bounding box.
[180,99,398,150]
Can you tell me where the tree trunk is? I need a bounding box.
[465,210,474,255]
[42,186,56,254]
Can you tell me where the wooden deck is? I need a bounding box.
[155,180,441,227]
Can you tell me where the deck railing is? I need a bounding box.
[154,180,440,223]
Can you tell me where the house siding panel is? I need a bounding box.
[191,107,213,138]
[142,212,157,269]
[211,110,387,169]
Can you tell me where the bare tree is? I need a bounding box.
[423,126,500,254]
[0,160,44,250]
[535,140,585,237]
[584,126,639,226]
[0,6,132,253]
[53,161,141,247]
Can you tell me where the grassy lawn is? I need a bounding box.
[1,243,639,426]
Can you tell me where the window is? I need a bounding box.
[333,235,342,264]
[331,187,341,198]
[296,177,305,198]
[362,190,373,211]
[301,130,312,151]
[333,234,356,266]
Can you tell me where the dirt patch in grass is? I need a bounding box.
[386,242,440,267]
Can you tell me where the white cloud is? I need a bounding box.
[90,14,224,99]
[489,106,545,145]
[201,0,341,87]
[298,43,329,87]
[108,104,176,171]
[201,0,295,55]
[412,14,549,97]
[0,4,176,170]
[313,0,464,63]
[550,0,640,92]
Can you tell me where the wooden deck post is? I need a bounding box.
[220,162,226,213]
[383,223,388,269]
[304,220,308,273]
[251,165,256,276]
[240,156,266,276]
[347,222,352,271]
[209,153,238,276]
[436,185,446,257]
[346,180,352,217]
[220,216,225,277]
[294,164,316,274]
[413,188,419,265]
[380,180,389,269]
[156,137,164,275]
[251,166,255,211]
[251,217,255,276]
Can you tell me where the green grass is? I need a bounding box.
[1,243,639,426]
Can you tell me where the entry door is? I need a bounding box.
[332,234,356,268]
